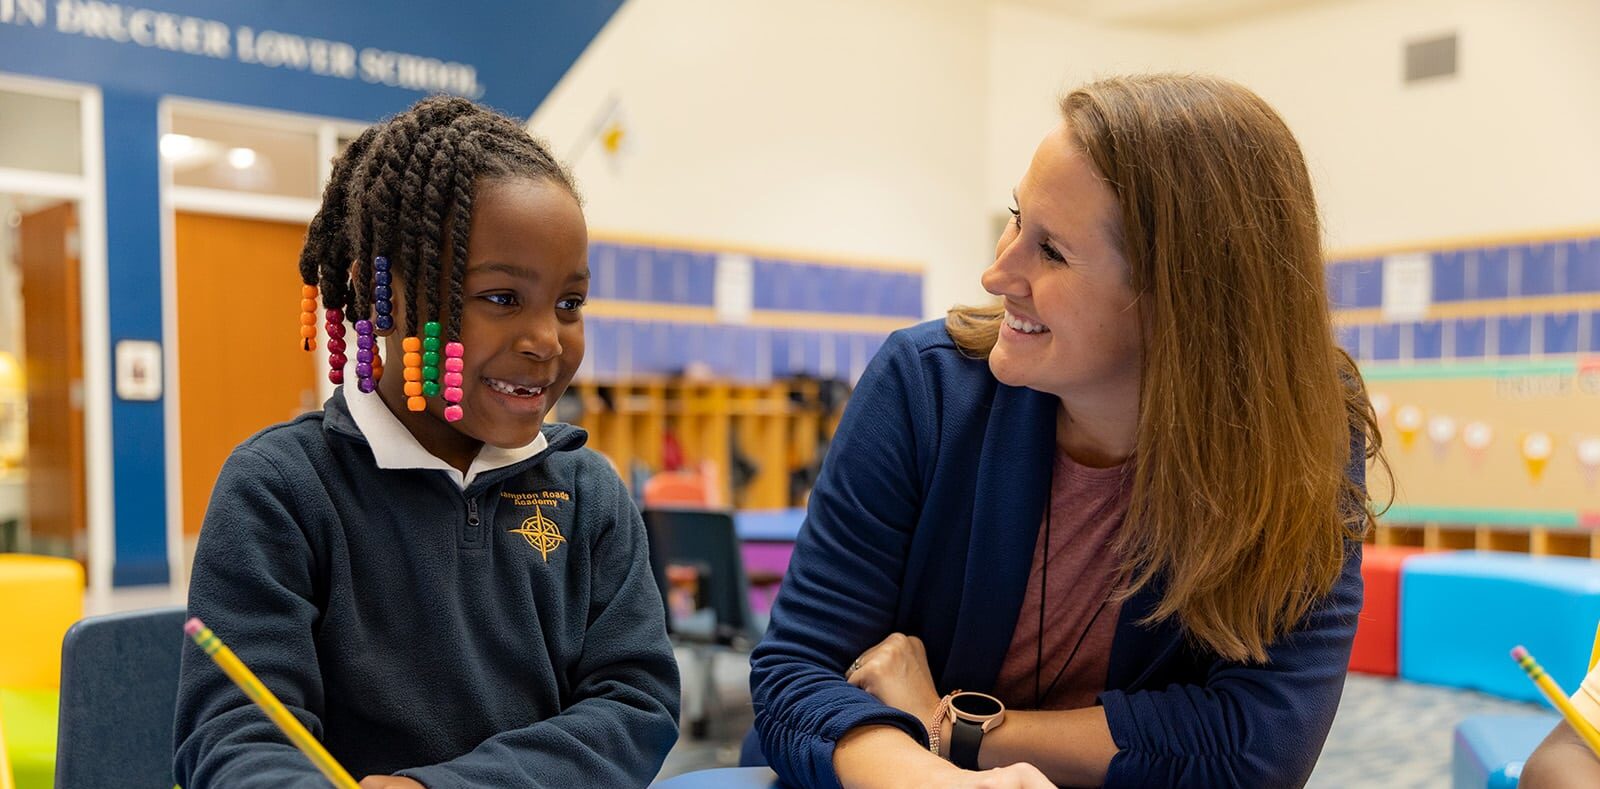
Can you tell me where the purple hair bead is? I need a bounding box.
[354,318,377,392]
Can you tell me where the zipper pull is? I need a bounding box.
[467,498,481,527]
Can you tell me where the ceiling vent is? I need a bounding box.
[1405,32,1458,84]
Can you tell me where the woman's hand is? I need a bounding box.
[847,633,942,726]
[359,776,425,789]
[833,724,1054,789]
[931,763,1056,789]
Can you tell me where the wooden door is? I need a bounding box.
[18,201,86,559]
[175,213,315,538]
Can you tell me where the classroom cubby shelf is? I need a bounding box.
[1369,521,1600,560]
[565,379,844,511]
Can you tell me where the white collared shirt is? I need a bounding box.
[345,387,549,490]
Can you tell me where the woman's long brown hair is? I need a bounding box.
[949,74,1388,663]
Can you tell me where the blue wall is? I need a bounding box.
[580,239,922,383]
[0,1,621,119]
[1329,237,1600,363]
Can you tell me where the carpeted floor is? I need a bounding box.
[1307,673,1544,788]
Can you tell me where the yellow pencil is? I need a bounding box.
[186,618,360,789]
[1510,645,1600,759]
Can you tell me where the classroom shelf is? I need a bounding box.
[1369,521,1600,559]
[565,378,846,510]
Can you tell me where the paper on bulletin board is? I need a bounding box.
[1364,361,1600,513]
[715,253,754,325]
[1382,252,1432,321]
[115,340,162,401]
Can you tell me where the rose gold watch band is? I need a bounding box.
[927,691,958,758]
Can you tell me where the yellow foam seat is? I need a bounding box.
[0,554,84,789]
[0,690,54,789]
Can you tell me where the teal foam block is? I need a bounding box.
[1400,551,1600,702]
[1451,713,1560,789]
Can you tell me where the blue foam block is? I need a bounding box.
[1451,713,1559,789]
[1400,551,1600,702]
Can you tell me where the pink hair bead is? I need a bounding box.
[443,372,463,387]
[441,341,465,421]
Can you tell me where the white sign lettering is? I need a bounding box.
[1,0,48,27]
[5,0,484,97]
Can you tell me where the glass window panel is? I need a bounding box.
[0,90,82,175]
[168,112,319,198]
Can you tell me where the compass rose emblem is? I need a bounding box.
[509,504,566,561]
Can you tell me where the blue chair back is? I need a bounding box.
[642,509,758,644]
[54,606,186,789]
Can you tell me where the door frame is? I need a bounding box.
[159,98,366,592]
[0,72,111,609]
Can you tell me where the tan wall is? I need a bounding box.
[1366,361,1600,517]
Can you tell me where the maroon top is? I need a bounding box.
[993,451,1131,711]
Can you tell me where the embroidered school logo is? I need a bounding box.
[502,489,571,561]
[510,504,566,562]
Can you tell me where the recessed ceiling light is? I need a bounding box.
[226,147,258,169]
[160,133,197,160]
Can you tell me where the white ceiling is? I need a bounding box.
[1007,0,1356,29]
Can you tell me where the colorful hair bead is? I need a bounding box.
[443,341,464,422]
[403,336,425,411]
[355,319,376,394]
[422,321,442,397]
[435,350,460,396]
[324,307,346,385]
[300,285,319,351]
[372,257,395,334]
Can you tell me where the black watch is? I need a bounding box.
[947,691,1006,770]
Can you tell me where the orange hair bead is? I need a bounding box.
[402,335,425,410]
[299,284,320,351]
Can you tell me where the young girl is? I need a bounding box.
[173,96,680,789]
